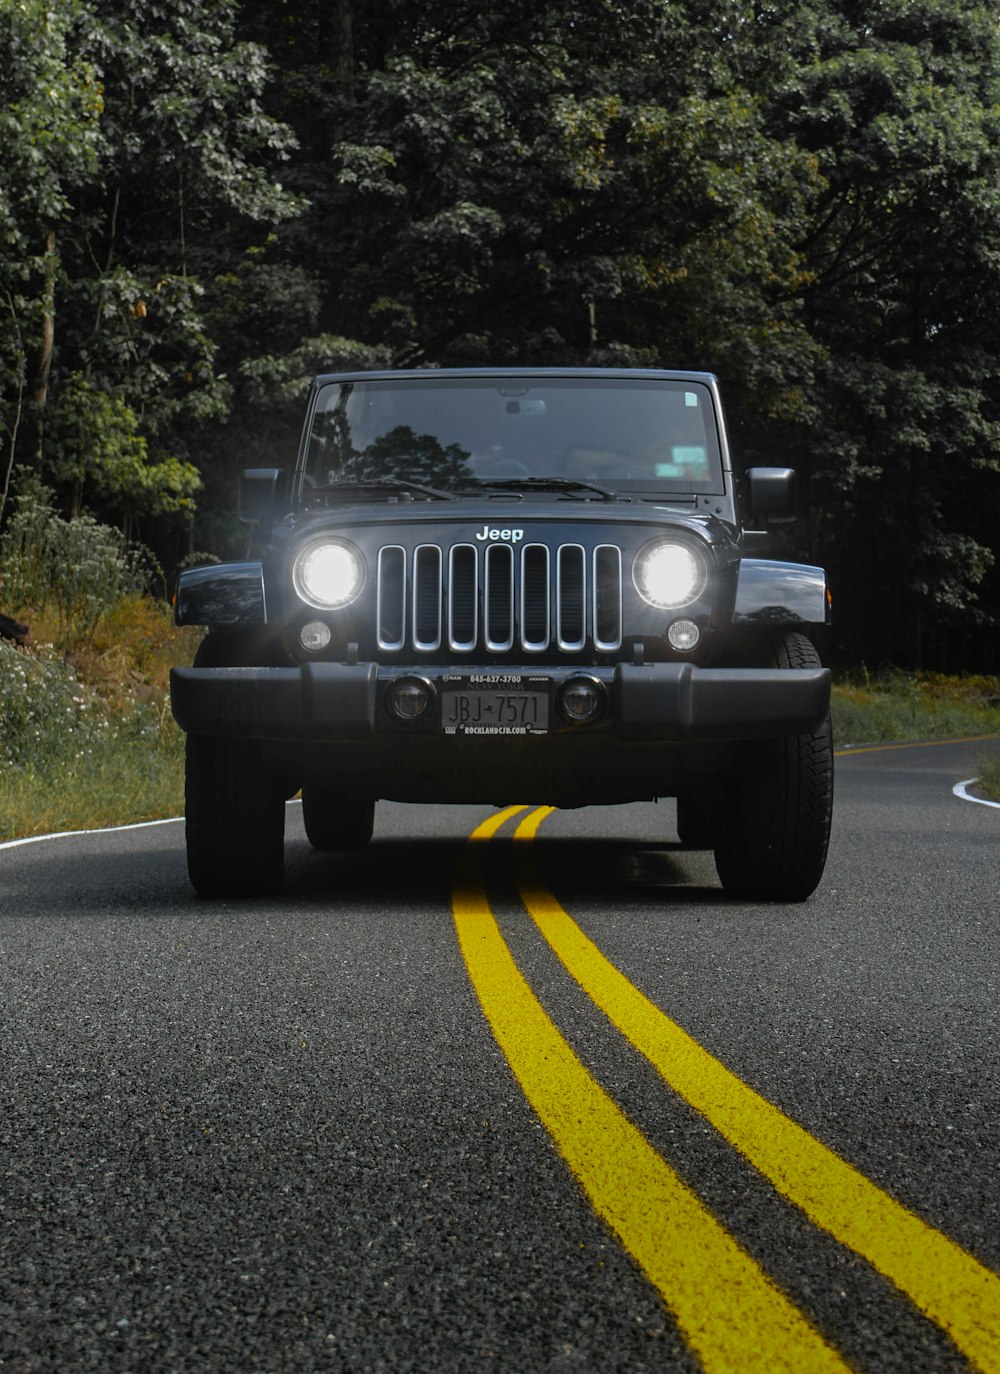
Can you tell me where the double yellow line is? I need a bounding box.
[452,806,1000,1374]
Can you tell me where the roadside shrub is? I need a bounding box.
[0,639,95,768]
[832,669,1000,745]
[0,634,186,840]
[0,471,154,643]
[83,594,201,699]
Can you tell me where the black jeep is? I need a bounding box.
[171,368,832,900]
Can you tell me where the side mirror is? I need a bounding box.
[746,467,798,527]
[239,468,284,529]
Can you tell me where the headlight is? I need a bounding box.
[633,540,708,609]
[293,539,365,609]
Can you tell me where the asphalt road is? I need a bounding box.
[1,738,998,1374]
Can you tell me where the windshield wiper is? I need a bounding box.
[473,477,630,503]
[313,477,457,501]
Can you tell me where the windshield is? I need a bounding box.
[302,375,724,496]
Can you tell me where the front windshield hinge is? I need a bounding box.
[308,477,457,503]
[476,477,630,502]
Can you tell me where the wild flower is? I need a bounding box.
[0,639,118,768]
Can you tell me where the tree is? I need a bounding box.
[0,0,104,515]
[741,0,1000,664]
[3,0,1000,665]
[45,373,201,537]
[1,0,303,554]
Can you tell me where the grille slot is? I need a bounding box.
[485,544,514,651]
[449,544,478,650]
[377,546,406,651]
[412,545,442,650]
[557,544,586,650]
[378,540,623,654]
[520,545,550,651]
[593,544,623,650]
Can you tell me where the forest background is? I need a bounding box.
[3,0,1000,672]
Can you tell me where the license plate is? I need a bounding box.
[441,676,550,735]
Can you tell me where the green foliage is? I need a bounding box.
[750,1,1000,661]
[0,637,90,769]
[0,0,103,251]
[306,8,824,385]
[977,755,1000,803]
[0,715,184,841]
[1,0,1000,666]
[239,334,393,410]
[1,0,301,542]
[46,372,202,525]
[831,670,1000,745]
[71,269,237,437]
[0,638,184,839]
[0,587,198,839]
[0,0,105,481]
[0,471,153,640]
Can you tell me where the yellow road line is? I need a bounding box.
[453,808,851,1374]
[835,734,999,758]
[512,806,1000,1374]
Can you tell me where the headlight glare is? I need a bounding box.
[633,540,707,609]
[293,540,364,609]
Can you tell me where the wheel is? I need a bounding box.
[301,788,375,851]
[675,789,715,849]
[185,733,286,897]
[712,631,833,902]
[194,628,278,669]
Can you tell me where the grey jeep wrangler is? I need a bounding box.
[171,368,833,900]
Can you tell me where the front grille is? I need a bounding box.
[376,542,623,654]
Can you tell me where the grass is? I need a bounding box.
[830,669,1000,746]
[831,669,1000,803]
[0,596,201,842]
[975,755,1000,804]
[0,715,186,839]
[1,605,998,841]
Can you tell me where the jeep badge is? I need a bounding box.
[475,524,524,543]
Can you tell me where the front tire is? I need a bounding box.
[185,733,286,898]
[712,632,833,902]
[675,789,715,849]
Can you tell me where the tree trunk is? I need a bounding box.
[321,0,355,148]
[327,0,354,92]
[30,231,57,469]
[0,292,24,524]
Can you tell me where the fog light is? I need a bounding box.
[667,619,700,652]
[560,676,606,724]
[389,677,435,722]
[300,620,332,653]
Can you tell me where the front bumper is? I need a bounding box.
[170,661,831,743]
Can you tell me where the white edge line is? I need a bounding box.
[2,780,991,851]
[953,779,1000,810]
[0,815,183,852]
[0,797,304,853]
